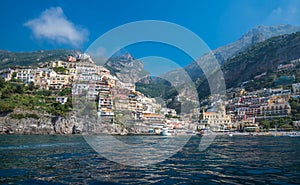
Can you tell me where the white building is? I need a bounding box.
[76,73,101,82]
[76,62,96,75]
[15,68,35,84]
[200,106,232,131]
[292,83,300,94]
[0,68,14,81]
[56,96,68,104]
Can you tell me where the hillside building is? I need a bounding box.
[199,105,232,131]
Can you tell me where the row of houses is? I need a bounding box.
[199,86,298,132]
[44,54,181,127]
[69,60,163,121]
[0,66,74,90]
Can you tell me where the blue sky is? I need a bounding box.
[1,0,300,68]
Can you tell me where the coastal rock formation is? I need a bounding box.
[0,114,54,134]
[0,111,132,135]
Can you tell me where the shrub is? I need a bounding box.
[10,113,26,119]
[53,67,68,74]
[59,88,71,96]
[26,113,39,119]
[37,90,52,96]
[0,101,15,113]
[10,113,39,119]
[0,77,5,88]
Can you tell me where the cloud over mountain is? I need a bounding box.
[266,0,300,25]
[24,7,88,47]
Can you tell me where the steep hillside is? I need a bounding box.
[104,53,150,84]
[136,77,178,99]
[223,32,300,88]
[185,24,300,80]
[194,31,300,100]
[0,49,79,69]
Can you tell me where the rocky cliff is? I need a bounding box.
[104,53,150,84]
[0,109,133,135]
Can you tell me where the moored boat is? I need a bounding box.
[197,128,212,136]
[286,131,300,137]
[160,128,177,136]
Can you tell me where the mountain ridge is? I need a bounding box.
[184,24,300,80]
[194,31,300,100]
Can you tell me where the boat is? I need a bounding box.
[160,128,176,136]
[272,131,300,137]
[286,131,300,137]
[272,132,284,137]
[197,128,212,136]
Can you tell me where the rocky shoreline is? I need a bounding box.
[0,110,144,135]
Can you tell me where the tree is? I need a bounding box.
[1,89,10,99]
[59,88,71,96]
[37,90,52,96]
[0,101,14,113]
[53,67,68,74]
[289,97,300,120]
[261,120,270,130]
[15,84,24,94]
[28,82,35,91]
[11,72,17,79]
[0,77,5,89]
[279,123,293,130]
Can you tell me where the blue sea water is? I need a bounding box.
[0,135,300,184]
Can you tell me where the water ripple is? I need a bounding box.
[0,135,300,184]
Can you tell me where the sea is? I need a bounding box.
[0,134,300,185]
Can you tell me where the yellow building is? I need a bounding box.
[34,68,57,89]
[200,106,232,131]
[260,95,291,116]
[51,60,67,68]
[49,74,74,89]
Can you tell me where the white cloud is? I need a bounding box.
[24,7,88,47]
[266,1,300,25]
[271,7,282,16]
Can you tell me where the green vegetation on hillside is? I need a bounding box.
[222,32,300,89]
[0,49,76,70]
[244,61,300,91]
[0,78,72,117]
[260,117,293,130]
[289,97,300,121]
[135,77,178,99]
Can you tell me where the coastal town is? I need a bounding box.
[199,58,300,136]
[0,53,300,135]
[0,53,194,135]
